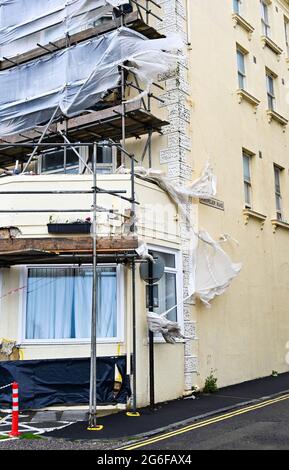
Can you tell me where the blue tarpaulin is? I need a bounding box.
[0,356,130,409]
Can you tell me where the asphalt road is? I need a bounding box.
[1,394,289,450]
[121,394,289,450]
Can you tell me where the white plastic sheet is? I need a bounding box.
[0,0,129,59]
[189,231,242,307]
[119,165,241,307]
[147,312,185,344]
[118,164,217,202]
[0,27,182,136]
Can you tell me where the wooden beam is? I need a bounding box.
[0,236,138,254]
[57,100,143,132]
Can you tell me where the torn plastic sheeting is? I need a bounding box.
[0,27,183,136]
[189,231,242,307]
[118,163,217,203]
[147,312,185,344]
[0,0,129,59]
[122,165,240,308]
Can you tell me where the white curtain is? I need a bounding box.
[26,266,117,340]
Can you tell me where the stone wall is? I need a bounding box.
[158,0,198,391]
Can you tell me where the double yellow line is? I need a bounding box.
[118,393,289,450]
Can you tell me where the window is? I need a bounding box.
[284,17,289,56]
[243,151,252,209]
[39,146,114,174]
[237,48,246,90]
[39,148,80,174]
[274,166,283,221]
[24,266,120,341]
[148,250,180,323]
[261,0,271,37]
[266,71,276,110]
[89,145,115,174]
[233,0,242,15]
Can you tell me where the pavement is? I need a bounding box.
[0,371,289,449]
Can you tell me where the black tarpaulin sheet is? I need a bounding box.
[0,356,130,409]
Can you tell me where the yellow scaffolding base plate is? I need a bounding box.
[126,412,141,417]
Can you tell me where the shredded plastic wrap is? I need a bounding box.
[118,164,217,202]
[0,27,182,136]
[119,165,241,308]
[0,0,129,59]
[147,312,185,344]
[189,231,242,307]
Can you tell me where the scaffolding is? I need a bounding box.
[0,0,166,427]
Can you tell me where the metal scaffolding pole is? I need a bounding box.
[88,142,101,430]
[21,106,59,174]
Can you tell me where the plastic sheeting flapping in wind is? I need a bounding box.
[188,231,242,307]
[0,0,129,59]
[0,27,183,136]
[118,164,241,308]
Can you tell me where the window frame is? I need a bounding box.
[38,147,82,175]
[284,16,289,56]
[19,263,124,345]
[38,146,117,175]
[242,150,253,209]
[274,165,283,221]
[237,47,247,90]
[266,71,276,111]
[147,245,184,343]
[261,0,271,38]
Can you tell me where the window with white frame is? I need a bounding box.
[233,0,242,15]
[24,266,121,341]
[242,150,253,209]
[266,70,276,111]
[148,249,181,323]
[274,165,283,221]
[261,0,271,37]
[38,145,114,174]
[39,147,81,174]
[237,47,247,90]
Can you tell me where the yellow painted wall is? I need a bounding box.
[188,0,289,388]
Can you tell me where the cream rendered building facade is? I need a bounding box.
[1,0,289,409]
[186,0,289,388]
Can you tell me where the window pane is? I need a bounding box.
[243,154,250,180]
[97,146,113,164]
[274,167,281,192]
[41,149,79,173]
[42,149,64,172]
[267,75,274,95]
[237,51,245,74]
[276,194,282,212]
[26,267,117,340]
[238,73,245,89]
[233,0,240,14]
[244,182,251,206]
[150,251,176,268]
[154,272,177,322]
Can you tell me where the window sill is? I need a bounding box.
[237,89,260,112]
[232,13,254,39]
[261,36,283,57]
[20,339,123,346]
[271,219,289,233]
[267,109,288,128]
[243,209,267,229]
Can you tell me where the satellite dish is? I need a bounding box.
[140,257,165,284]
